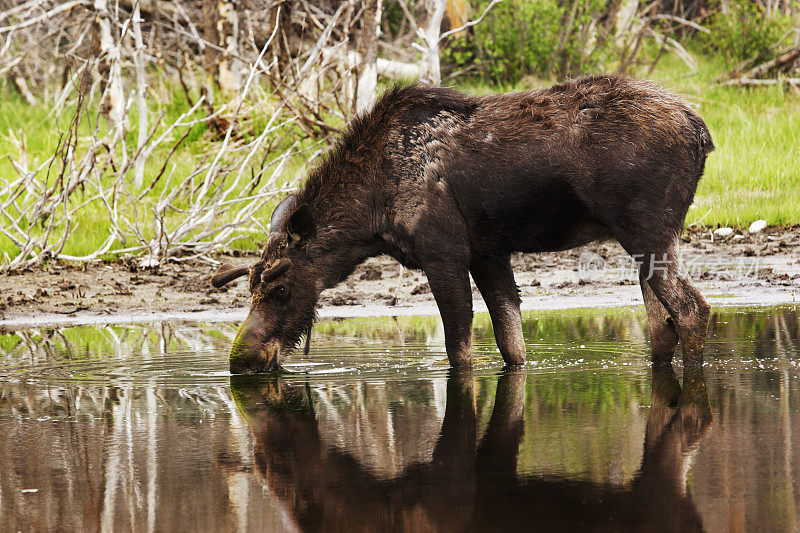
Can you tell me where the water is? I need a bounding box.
[1,306,799,531]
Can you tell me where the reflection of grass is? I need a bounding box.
[0,322,235,366]
[0,306,793,370]
[516,371,650,481]
[313,315,442,343]
[314,307,649,346]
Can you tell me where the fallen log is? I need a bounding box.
[720,44,800,88]
[719,30,796,81]
[742,46,800,79]
[720,77,800,86]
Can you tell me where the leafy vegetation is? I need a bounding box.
[442,0,617,85]
[698,0,796,61]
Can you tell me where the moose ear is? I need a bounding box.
[269,193,298,235]
[286,204,316,245]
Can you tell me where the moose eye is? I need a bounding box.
[274,285,289,299]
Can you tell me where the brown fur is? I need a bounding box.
[223,75,714,373]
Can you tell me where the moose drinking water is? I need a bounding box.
[212,75,715,374]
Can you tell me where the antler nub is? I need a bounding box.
[211,263,250,288]
[261,258,292,284]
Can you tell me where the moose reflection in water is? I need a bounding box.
[2,307,800,531]
[232,366,712,531]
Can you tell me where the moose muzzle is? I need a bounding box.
[229,312,282,374]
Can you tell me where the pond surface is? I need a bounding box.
[1,306,799,531]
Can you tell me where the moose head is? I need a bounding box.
[212,194,318,373]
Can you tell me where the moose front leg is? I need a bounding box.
[470,255,526,367]
[423,260,475,367]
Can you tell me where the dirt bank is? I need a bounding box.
[1,226,798,328]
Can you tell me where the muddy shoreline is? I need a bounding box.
[1,227,798,329]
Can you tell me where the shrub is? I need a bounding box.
[699,0,794,62]
[441,0,615,85]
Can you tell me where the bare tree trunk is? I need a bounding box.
[93,0,125,130]
[444,0,470,36]
[615,0,639,47]
[421,0,447,84]
[217,0,242,92]
[132,1,148,189]
[203,0,242,93]
[794,2,800,47]
[356,0,382,112]
[12,70,36,105]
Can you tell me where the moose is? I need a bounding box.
[212,75,715,374]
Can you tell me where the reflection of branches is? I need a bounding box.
[0,372,261,530]
[0,322,237,368]
[773,311,799,530]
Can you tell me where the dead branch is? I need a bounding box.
[721,77,800,86]
[439,0,503,41]
[0,0,88,34]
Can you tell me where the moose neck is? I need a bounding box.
[297,179,385,293]
[295,122,391,295]
[308,225,384,292]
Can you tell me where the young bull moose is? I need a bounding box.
[212,75,715,374]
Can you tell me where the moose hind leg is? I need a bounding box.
[636,245,710,368]
[640,273,679,364]
[470,255,526,366]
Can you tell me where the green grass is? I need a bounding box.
[0,83,309,262]
[0,53,798,267]
[648,54,800,227]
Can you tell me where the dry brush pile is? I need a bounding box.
[0,0,507,271]
[0,1,317,271]
[2,0,792,272]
